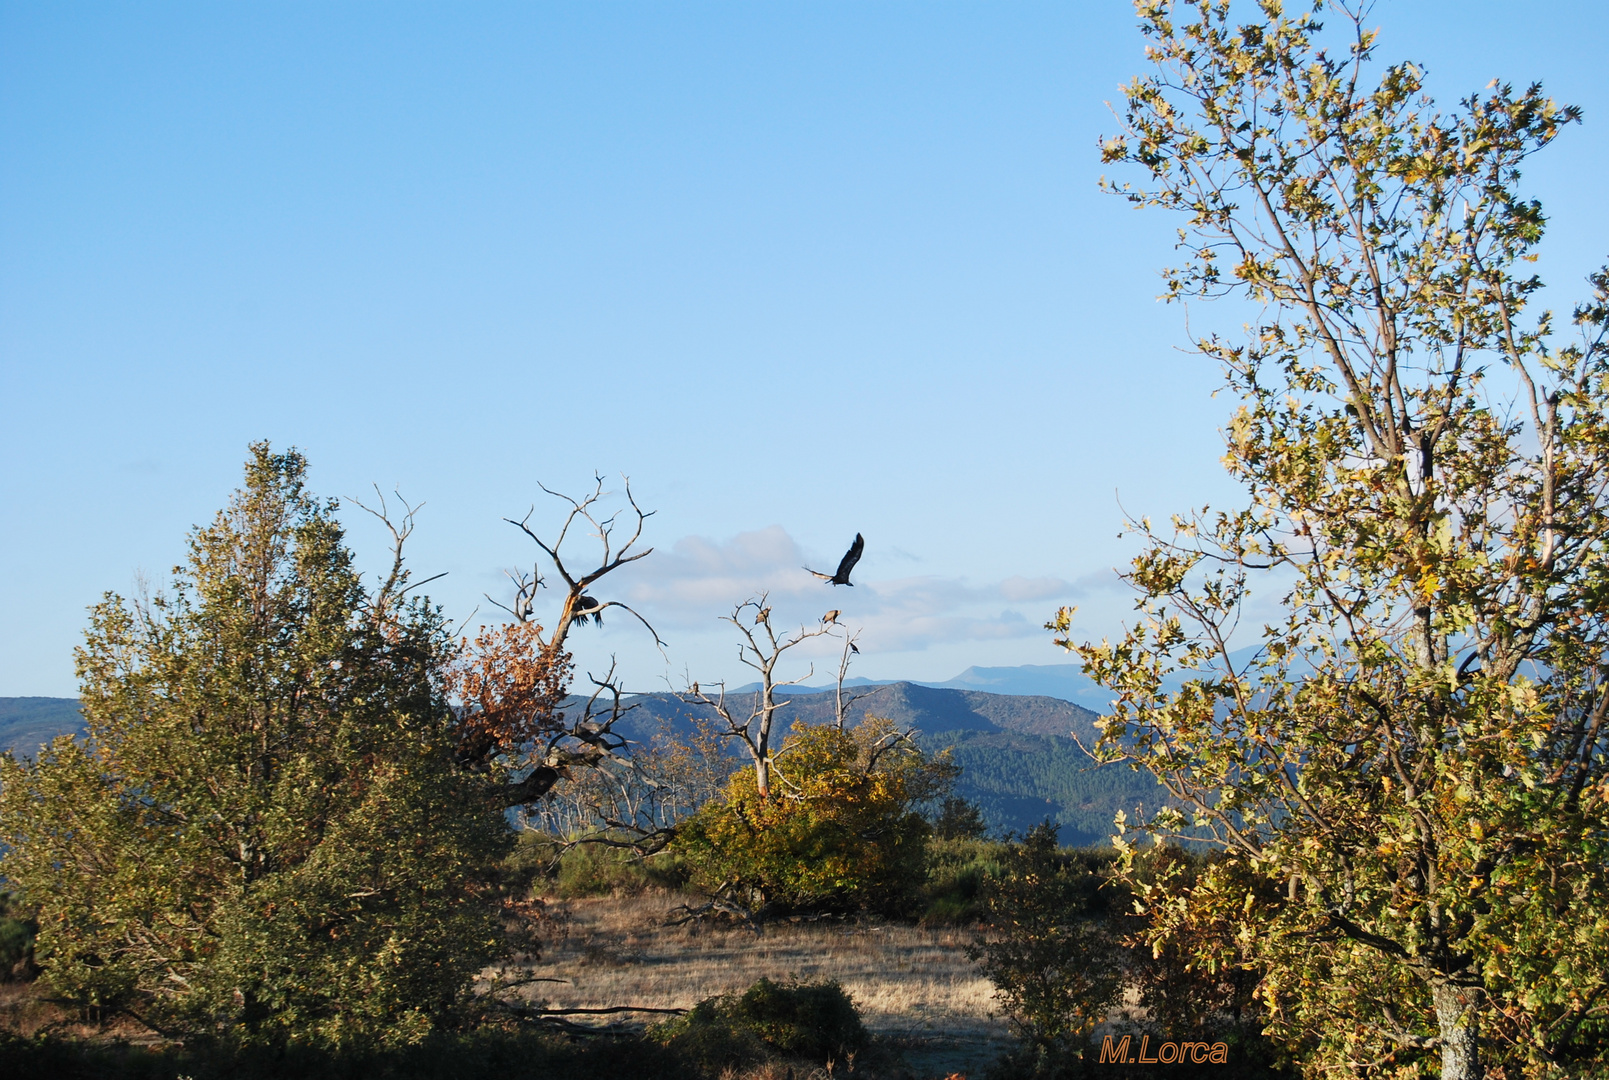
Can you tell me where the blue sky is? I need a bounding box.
[4,1,1607,697]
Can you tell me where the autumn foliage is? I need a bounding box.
[447,621,572,766]
[674,719,954,916]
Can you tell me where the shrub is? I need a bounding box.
[920,836,1006,924]
[969,823,1121,1054]
[0,892,36,981]
[505,832,688,897]
[655,977,867,1070]
[673,719,949,916]
[554,843,687,897]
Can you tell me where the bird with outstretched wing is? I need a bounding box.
[571,594,603,626]
[805,533,864,586]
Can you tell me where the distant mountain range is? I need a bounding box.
[605,680,1150,843]
[0,664,1159,844]
[0,697,85,760]
[612,679,1102,741]
[932,664,1114,709]
[1,664,1111,754]
[722,662,1114,709]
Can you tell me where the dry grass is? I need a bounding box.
[496,890,1013,1077]
[0,892,1014,1078]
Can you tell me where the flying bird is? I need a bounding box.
[822,610,841,625]
[805,533,864,586]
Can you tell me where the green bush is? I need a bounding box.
[0,448,511,1048]
[732,977,866,1059]
[0,892,36,980]
[673,720,949,916]
[655,977,867,1069]
[920,836,1007,924]
[968,823,1122,1054]
[558,844,686,897]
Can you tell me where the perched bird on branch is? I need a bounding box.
[822,610,840,625]
[572,594,603,626]
[755,606,771,625]
[805,533,864,586]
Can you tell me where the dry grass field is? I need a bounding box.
[0,889,1020,1078]
[504,890,1014,1078]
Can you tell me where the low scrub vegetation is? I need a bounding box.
[654,978,868,1073]
[491,827,1296,1077]
[0,894,36,982]
[916,837,1003,926]
[507,832,691,898]
[674,719,952,919]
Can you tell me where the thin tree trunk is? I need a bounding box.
[1432,982,1482,1080]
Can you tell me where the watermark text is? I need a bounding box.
[1099,1034,1229,1065]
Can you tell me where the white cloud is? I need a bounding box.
[609,527,1078,653]
[617,526,820,618]
[999,575,1075,602]
[1067,567,1129,595]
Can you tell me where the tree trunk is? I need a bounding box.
[1432,982,1482,1080]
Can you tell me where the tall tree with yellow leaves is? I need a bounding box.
[1063,3,1609,1076]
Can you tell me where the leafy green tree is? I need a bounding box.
[1062,2,1609,1077]
[673,718,953,916]
[0,445,511,1047]
[932,795,989,841]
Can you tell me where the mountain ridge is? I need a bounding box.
[0,697,85,760]
[608,680,1102,743]
[2,663,1111,758]
[727,662,1115,710]
[0,672,1151,842]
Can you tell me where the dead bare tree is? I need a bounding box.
[449,476,665,809]
[681,596,841,797]
[830,628,874,730]
[492,475,663,649]
[517,717,728,843]
[349,486,449,629]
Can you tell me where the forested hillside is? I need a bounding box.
[612,682,1159,841]
[0,696,84,758]
[933,730,1158,846]
[1,685,1159,841]
[611,680,1102,740]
